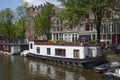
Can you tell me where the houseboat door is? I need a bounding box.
[73,50,80,58]
[88,49,97,57]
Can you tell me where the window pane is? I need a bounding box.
[30,43,33,49]
[47,48,51,55]
[36,47,40,53]
[55,49,66,57]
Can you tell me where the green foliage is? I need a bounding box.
[34,14,50,36]
[0,2,28,43]
[34,2,55,40]
[15,19,25,37]
[0,8,15,42]
[48,40,53,42]
[91,40,96,43]
[15,2,28,41]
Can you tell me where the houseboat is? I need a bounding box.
[27,40,107,68]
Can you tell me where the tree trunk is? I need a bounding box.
[96,8,102,43]
[96,23,101,43]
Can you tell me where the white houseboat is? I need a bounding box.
[27,40,107,68]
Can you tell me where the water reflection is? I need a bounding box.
[28,58,107,80]
[28,60,85,80]
[0,53,107,80]
[0,54,31,80]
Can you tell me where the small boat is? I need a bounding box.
[20,50,29,56]
[27,40,107,68]
[104,68,120,80]
[93,61,120,72]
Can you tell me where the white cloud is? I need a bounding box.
[23,0,60,6]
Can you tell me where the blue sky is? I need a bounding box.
[0,0,60,11]
[0,0,21,10]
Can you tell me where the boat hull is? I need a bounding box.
[104,73,120,80]
[27,53,107,68]
[93,62,120,72]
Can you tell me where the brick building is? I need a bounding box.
[25,5,43,40]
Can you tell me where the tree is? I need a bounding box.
[58,0,120,43]
[15,2,28,41]
[0,8,15,42]
[34,2,55,40]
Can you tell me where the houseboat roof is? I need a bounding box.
[30,40,101,47]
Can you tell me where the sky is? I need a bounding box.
[0,0,21,10]
[0,0,60,11]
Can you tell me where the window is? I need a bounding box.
[104,24,107,33]
[88,48,97,57]
[72,34,78,42]
[97,48,101,55]
[107,34,111,39]
[88,49,92,57]
[85,23,90,31]
[56,19,59,24]
[100,34,102,39]
[36,47,40,53]
[103,34,106,39]
[30,43,33,49]
[113,23,117,33]
[92,34,96,40]
[55,49,66,57]
[112,24,114,33]
[73,50,79,58]
[100,24,103,33]
[47,48,51,55]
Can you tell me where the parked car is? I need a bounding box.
[115,44,120,55]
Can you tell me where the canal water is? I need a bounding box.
[0,53,107,80]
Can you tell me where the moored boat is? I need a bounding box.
[20,50,29,56]
[93,61,120,72]
[104,68,120,80]
[27,40,107,68]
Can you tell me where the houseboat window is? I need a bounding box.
[55,49,66,57]
[47,48,51,55]
[88,48,97,57]
[73,50,79,58]
[36,47,40,53]
[30,43,33,49]
[97,48,101,55]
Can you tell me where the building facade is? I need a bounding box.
[100,19,120,45]
[51,11,120,46]
[26,5,120,47]
[51,19,96,43]
[25,5,43,40]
